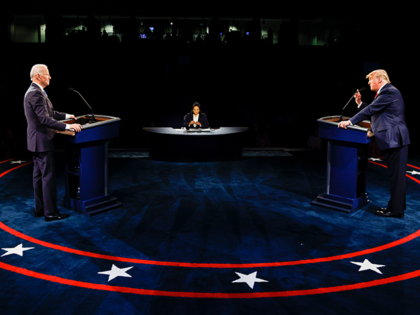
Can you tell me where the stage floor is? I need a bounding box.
[1,151,420,314]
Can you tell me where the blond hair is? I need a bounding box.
[366,69,391,83]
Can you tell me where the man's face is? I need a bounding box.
[368,75,382,92]
[37,67,51,88]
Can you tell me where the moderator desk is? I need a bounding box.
[143,127,249,161]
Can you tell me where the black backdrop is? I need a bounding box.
[3,43,418,153]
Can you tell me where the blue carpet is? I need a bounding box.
[107,150,293,158]
[1,152,420,314]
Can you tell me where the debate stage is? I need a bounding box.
[1,151,420,314]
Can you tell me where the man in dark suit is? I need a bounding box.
[24,64,82,222]
[338,70,410,218]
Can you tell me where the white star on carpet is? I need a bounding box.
[368,158,382,161]
[407,170,420,175]
[232,271,268,289]
[1,244,35,257]
[98,264,134,282]
[350,259,385,274]
[10,160,26,164]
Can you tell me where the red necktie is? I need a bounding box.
[374,93,378,99]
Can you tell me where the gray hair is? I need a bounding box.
[30,64,48,80]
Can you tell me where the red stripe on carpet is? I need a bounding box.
[0,162,33,178]
[1,222,420,268]
[1,261,420,298]
[407,164,420,170]
[0,158,16,165]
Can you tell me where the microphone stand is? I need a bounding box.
[339,94,355,122]
[339,88,365,122]
[69,88,97,123]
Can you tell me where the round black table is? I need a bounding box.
[143,127,249,161]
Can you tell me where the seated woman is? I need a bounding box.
[183,102,209,129]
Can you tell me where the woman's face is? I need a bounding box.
[193,106,200,115]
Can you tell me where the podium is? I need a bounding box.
[56,115,122,216]
[311,116,372,213]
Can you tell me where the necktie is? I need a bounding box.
[43,90,48,98]
[374,93,378,99]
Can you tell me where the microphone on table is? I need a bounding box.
[339,87,366,122]
[68,88,97,123]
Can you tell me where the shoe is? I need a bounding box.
[374,208,404,218]
[34,212,44,218]
[45,213,70,222]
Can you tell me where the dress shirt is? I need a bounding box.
[193,114,199,127]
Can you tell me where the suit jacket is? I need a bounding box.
[24,83,67,152]
[350,83,410,151]
[183,112,210,129]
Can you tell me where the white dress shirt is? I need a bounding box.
[193,114,199,127]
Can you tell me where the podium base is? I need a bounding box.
[311,193,369,213]
[63,195,123,216]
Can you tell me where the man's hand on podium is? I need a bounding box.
[70,124,82,132]
[69,114,77,120]
[354,90,362,106]
[338,121,351,129]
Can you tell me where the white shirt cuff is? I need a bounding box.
[65,114,72,129]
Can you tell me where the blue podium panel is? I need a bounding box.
[61,120,121,144]
[56,115,122,216]
[80,143,107,200]
[312,116,371,213]
[328,141,359,199]
[318,120,371,144]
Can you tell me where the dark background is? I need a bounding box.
[1,3,418,156]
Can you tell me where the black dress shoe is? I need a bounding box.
[45,214,70,222]
[374,208,404,218]
[34,212,44,218]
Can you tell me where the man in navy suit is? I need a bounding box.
[338,70,410,218]
[24,64,82,221]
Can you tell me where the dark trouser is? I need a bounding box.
[382,145,409,214]
[33,151,59,216]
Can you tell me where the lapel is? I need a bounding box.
[377,83,389,98]
[31,83,54,114]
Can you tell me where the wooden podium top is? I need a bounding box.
[318,116,373,138]
[318,116,371,130]
[56,114,121,136]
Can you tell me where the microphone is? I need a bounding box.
[68,88,96,123]
[339,87,366,122]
